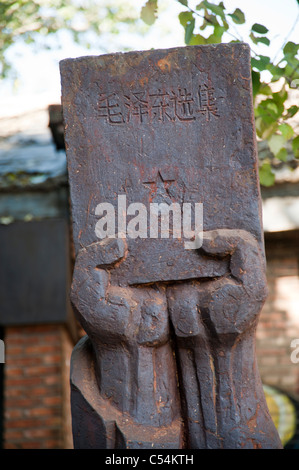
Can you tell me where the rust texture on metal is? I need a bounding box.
[60,44,282,449]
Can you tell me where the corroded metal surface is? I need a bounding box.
[60,44,282,449]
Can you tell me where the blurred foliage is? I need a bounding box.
[142,0,299,186]
[0,0,142,77]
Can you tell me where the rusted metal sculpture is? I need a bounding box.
[60,43,282,449]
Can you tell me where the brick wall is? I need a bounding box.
[2,230,299,448]
[3,324,73,449]
[256,230,299,398]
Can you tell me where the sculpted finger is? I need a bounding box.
[70,267,109,313]
[167,283,207,339]
[78,238,127,271]
[71,237,127,289]
[137,291,169,346]
[196,278,259,336]
[200,229,267,300]
[201,229,257,257]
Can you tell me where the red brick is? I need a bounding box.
[21,441,42,449]
[5,398,38,409]
[5,376,42,387]
[25,407,59,418]
[42,331,61,339]
[6,337,25,347]
[24,345,60,355]
[43,415,61,425]
[4,443,18,449]
[29,387,49,397]
[5,388,24,398]
[19,325,59,334]
[10,356,42,366]
[5,346,23,355]
[24,428,60,439]
[43,375,61,386]
[5,409,23,420]
[4,430,23,440]
[3,323,73,449]
[44,439,62,449]
[24,365,60,377]
[43,354,62,365]
[258,357,277,366]
[8,419,40,429]
[42,396,62,406]
[5,367,23,377]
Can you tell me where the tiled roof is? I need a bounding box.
[0,104,298,232]
[0,106,67,190]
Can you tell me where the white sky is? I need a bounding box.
[0,0,298,117]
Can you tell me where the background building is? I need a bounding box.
[0,104,298,448]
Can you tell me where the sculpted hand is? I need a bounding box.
[70,238,175,423]
[197,228,268,340]
[167,229,278,449]
[70,238,131,342]
[168,229,268,341]
[71,237,169,346]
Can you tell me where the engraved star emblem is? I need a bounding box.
[142,170,175,204]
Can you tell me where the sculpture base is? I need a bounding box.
[70,336,184,449]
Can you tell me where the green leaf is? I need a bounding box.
[228,8,245,24]
[258,55,271,68]
[257,37,270,46]
[251,58,260,70]
[293,135,299,158]
[259,162,275,187]
[267,102,278,115]
[251,70,261,97]
[256,120,278,140]
[279,123,294,140]
[286,105,299,118]
[251,55,270,71]
[213,24,225,38]
[275,148,288,161]
[189,33,207,45]
[206,32,222,44]
[250,33,270,46]
[249,32,258,45]
[268,134,286,156]
[256,97,284,124]
[141,0,158,25]
[259,84,273,95]
[255,116,264,138]
[195,1,205,10]
[179,11,193,27]
[202,1,225,18]
[285,63,299,80]
[256,109,276,126]
[251,23,268,34]
[272,86,288,104]
[185,17,195,44]
[283,41,298,55]
[222,17,229,30]
[199,12,218,27]
[178,0,188,6]
[268,64,285,81]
